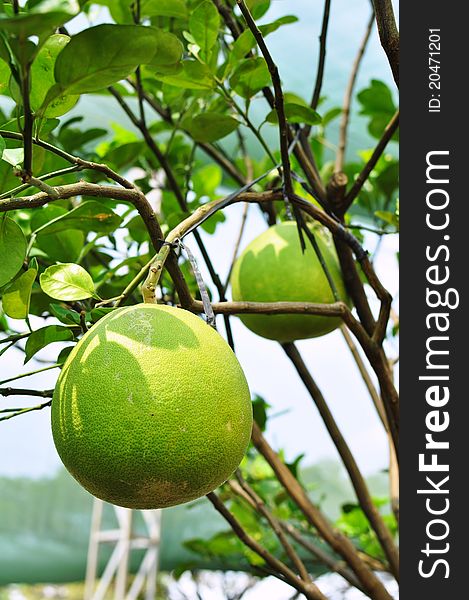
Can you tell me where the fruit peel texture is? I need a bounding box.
[230,221,349,342]
[51,304,253,509]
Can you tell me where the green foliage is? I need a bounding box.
[24,324,75,363]
[0,3,399,589]
[40,263,97,301]
[0,215,27,288]
[2,259,37,319]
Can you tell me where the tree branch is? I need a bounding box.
[371,0,399,87]
[108,85,235,348]
[335,12,375,172]
[206,492,326,600]
[281,342,399,580]
[0,400,52,422]
[250,423,394,600]
[232,474,313,586]
[0,388,54,398]
[311,0,331,111]
[344,111,399,210]
[236,0,293,195]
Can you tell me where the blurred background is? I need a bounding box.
[0,0,399,598]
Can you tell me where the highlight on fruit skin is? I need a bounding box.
[51,304,253,509]
[230,221,349,342]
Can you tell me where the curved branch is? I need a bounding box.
[282,342,399,579]
[206,492,326,600]
[335,12,375,172]
[372,0,399,87]
[344,111,399,210]
[251,423,394,600]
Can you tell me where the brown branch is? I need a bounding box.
[236,0,293,195]
[0,177,193,307]
[311,0,331,111]
[206,492,326,600]
[335,12,375,172]
[344,111,399,210]
[108,85,235,348]
[222,202,249,295]
[340,326,387,428]
[0,388,54,398]
[136,185,398,448]
[281,343,399,580]
[126,81,247,186]
[188,299,348,318]
[250,423,394,600]
[212,3,326,202]
[281,522,368,588]
[231,475,313,586]
[371,0,399,87]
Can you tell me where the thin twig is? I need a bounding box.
[20,68,34,178]
[280,521,365,590]
[281,342,399,580]
[344,111,399,209]
[206,492,327,600]
[311,0,331,111]
[340,325,387,428]
[231,475,312,585]
[0,400,52,422]
[335,12,375,172]
[222,202,249,295]
[236,0,293,195]
[0,364,60,386]
[250,423,394,600]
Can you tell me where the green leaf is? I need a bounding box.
[141,0,188,19]
[31,205,85,262]
[57,345,74,364]
[189,1,220,58]
[358,79,395,115]
[265,102,321,126]
[183,113,239,143]
[2,264,37,319]
[0,215,27,288]
[146,29,183,68]
[24,324,75,363]
[30,34,79,118]
[230,58,270,98]
[247,0,271,19]
[1,147,24,167]
[0,0,79,39]
[51,24,166,97]
[259,15,298,36]
[49,303,81,325]
[200,210,225,234]
[33,201,122,235]
[40,263,97,301]
[157,60,215,89]
[192,164,222,197]
[232,30,257,60]
[375,210,399,230]
[126,215,148,244]
[0,60,9,96]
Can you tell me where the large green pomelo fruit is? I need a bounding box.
[230,221,349,342]
[51,304,252,509]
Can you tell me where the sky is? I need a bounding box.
[0,0,399,483]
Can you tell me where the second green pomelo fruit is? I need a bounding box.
[231,221,349,342]
[51,304,252,509]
